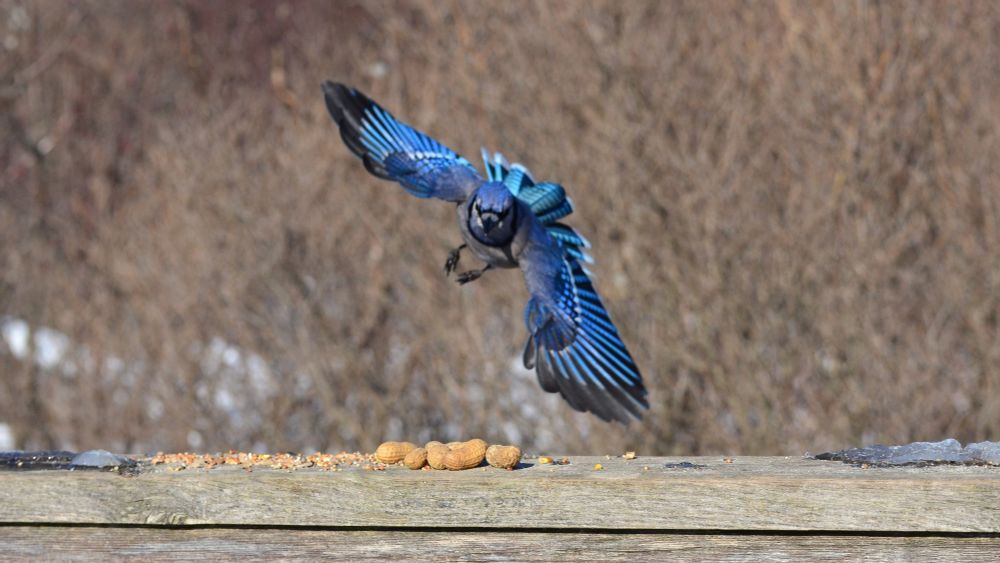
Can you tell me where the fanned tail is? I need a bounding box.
[481,149,592,263]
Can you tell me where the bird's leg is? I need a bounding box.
[456,264,493,285]
[444,243,467,276]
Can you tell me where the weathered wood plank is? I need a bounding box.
[1,457,997,532]
[0,527,997,561]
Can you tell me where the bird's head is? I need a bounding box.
[469,182,516,243]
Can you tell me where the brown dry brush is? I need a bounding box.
[0,0,997,455]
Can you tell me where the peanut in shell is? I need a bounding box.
[486,444,521,469]
[444,438,488,470]
[403,447,427,470]
[374,441,417,464]
[426,444,451,470]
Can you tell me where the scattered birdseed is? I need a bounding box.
[148,451,376,471]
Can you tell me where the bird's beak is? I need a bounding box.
[482,213,499,233]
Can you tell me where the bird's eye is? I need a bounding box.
[498,207,510,219]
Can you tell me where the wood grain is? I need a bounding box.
[1,456,997,532]
[1,527,998,561]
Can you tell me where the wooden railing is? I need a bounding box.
[1,455,997,559]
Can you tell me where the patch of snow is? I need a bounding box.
[187,430,204,449]
[145,397,165,420]
[385,417,403,440]
[0,423,14,450]
[368,61,388,79]
[1,317,29,358]
[32,327,69,369]
[214,388,236,412]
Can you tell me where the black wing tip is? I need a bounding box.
[320,81,349,120]
[578,386,648,425]
[321,80,376,119]
[605,384,649,424]
[321,81,362,152]
[536,372,648,424]
[321,80,391,177]
[320,80,345,97]
[322,80,363,124]
[534,349,649,424]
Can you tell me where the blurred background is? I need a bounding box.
[1,0,997,456]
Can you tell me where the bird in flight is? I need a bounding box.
[322,81,648,423]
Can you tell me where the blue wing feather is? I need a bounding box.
[521,252,648,423]
[323,82,480,202]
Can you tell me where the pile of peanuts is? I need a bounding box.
[374,439,521,470]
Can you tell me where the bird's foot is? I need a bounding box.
[443,244,466,276]
[456,265,491,285]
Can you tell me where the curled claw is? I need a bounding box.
[456,264,492,285]
[456,271,479,285]
[444,247,463,276]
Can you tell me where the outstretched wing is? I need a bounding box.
[322,81,481,202]
[482,150,592,264]
[520,238,648,423]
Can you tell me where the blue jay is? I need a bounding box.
[322,82,648,423]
